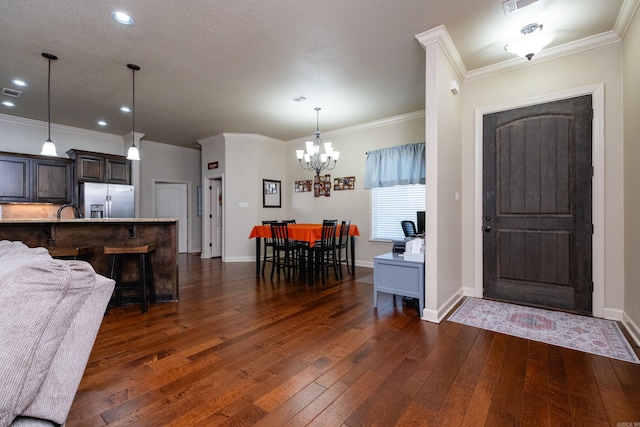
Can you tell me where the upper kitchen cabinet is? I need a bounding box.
[32,158,73,203]
[0,154,30,201]
[67,150,130,184]
[0,152,73,203]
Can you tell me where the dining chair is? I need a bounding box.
[401,220,417,238]
[311,219,339,284]
[336,220,351,278]
[261,220,278,275]
[282,219,296,224]
[269,222,301,280]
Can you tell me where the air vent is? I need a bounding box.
[288,95,307,104]
[1,88,22,98]
[502,0,539,14]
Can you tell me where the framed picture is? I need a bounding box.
[263,179,281,208]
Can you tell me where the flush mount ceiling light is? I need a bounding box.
[296,107,339,176]
[41,53,58,157]
[126,63,141,161]
[504,23,554,61]
[111,11,134,25]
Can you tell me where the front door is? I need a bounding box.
[483,95,592,314]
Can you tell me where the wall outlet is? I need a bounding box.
[455,191,460,202]
[239,202,249,208]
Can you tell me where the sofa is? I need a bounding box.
[0,240,115,427]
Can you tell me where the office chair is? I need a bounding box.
[401,220,417,238]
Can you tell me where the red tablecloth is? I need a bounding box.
[249,223,360,248]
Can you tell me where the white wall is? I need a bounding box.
[461,43,625,318]
[623,6,640,344]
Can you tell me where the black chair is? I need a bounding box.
[336,220,351,279]
[270,223,301,280]
[401,220,417,238]
[261,220,278,275]
[311,220,339,284]
[282,219,296,224]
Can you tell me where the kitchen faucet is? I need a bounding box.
[57,204,83,219]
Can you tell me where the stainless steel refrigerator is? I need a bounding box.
[79,182,135,218]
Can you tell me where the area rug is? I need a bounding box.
[448,297,640,364]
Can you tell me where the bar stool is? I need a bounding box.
[48,246,92,260]
[103,243,156,313]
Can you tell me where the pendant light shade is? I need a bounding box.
[40,53,58,156]
[126,63,141,160]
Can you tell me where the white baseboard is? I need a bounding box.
[622,312,640,347]
[603,307,624,321]
[421,291,464,323]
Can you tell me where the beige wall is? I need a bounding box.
[461,43,625,319]
[285,112,426,265]
[623,7,640,343]
[0,115,203,253]
[138,140,201,252]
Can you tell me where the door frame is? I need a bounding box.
[473,83,605,318]
[153,180,190,253]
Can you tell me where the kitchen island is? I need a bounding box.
[0,218,179,301]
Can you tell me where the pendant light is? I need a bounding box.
[40,53,58,156]
[126,63,141,160]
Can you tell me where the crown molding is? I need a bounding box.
[415,25,467,81]
[286,110,425,144]
[465,30,622,83]
[0,113,122,142]
[614,0,640,37]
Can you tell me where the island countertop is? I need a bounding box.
[0,218,179,301]
[0,217,179,223]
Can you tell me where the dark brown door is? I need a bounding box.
[483,95,592,314]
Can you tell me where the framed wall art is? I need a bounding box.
[263,179,281,208]
[334,176,355,191]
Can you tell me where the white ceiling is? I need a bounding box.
[0,0,627,149]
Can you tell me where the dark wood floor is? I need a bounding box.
[67,254,640,426]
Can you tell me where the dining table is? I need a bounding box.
[249,222,360,282]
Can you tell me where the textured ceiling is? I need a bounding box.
[0,0,626,149]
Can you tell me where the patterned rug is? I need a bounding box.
[448,297,640,364]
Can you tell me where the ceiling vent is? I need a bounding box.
[502,0,539,14]
[288,95,307,104]
[2,87,22,98]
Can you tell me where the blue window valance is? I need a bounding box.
[364,142,425,189]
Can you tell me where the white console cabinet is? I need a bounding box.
[373,252,425,313]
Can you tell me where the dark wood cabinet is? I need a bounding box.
[0,152,72,203]
[32,158,73,202]
[0,155,30,201]
[67,150,130,184]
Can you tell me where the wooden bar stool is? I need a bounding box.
[103,243,156,313]
[48,246,92,260]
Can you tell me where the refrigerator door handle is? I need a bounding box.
[106,195,111,218]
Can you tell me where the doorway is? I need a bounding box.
[482,95,593,314]
[155,182,188,253]
[210,178,222,258]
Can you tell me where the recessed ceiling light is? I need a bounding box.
[111,11,134,25]
[11,79,28,87]
[2,101,16,107]
[97,120,107,126]
[120,106,131,113]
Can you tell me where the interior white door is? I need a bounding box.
[211,179,222,257]
[156,183,188,253]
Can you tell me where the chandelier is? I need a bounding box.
[504,23,554,61]
[296,107,339,176]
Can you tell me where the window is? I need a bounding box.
[371,184,425,240]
